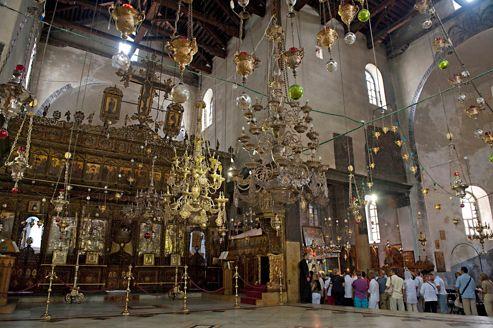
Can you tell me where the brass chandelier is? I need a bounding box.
[166,101,227,232]
[232,16,328,210]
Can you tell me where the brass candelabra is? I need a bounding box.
[122,264,133,316]
[40,263,57,321]
[234,265,240,308]
[65,251,85,303]
[182,265,189,313]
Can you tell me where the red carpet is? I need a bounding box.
[240,284,266,305]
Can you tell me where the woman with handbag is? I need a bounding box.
[479,273,493,316]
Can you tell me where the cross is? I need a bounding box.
[116,55,174,126]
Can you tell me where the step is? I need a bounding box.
[245,290,263,299]
[240,296,258,305]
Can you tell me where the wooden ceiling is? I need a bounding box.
[295,0,418,48]
[44,0,415,73]
[45,0,267,74]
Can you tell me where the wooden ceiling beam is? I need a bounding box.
[371,8,417,46]
[51,17,212,73]
[157,0,239,37]
[56,0,226,58]
[211,0,240,25]
[128,1,161,57]
[294,0,310,11]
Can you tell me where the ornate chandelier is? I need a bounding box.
[232,17,328,210]
[166,101,227,232]
[127,156,166,223]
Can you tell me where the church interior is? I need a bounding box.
[0,0,492,327]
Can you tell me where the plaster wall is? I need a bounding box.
[0,0,39,84]
[201,3,394,177]
[410,28,493,271]
[31,45,197,136]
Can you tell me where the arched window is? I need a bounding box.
[21,216,44,253]
[202,89,213,131]
[364,194,381,244]
[365,64,387,109]
[308,203,320,226]
[461,186,493,237]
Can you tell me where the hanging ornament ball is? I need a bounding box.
[489,153,493,163]
[344,32,356,45]
[457,94,466,103]
[326,58,338,72]
[438,59,449,70]
[0,129,8,139]
[11,187,19,194]
[235,92,252,110]
[111,52,130,70]
[171,83,190,104]
[358,9,370,22]
[288,84,304,100]
[422,19,433,30]
[460,203,465,208]
[144,232,152,240]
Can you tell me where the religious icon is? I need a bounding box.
[100,86,123,123]
[32,153,48,175]
[85,251,99,265]
[48,157,62,176]
[143,253,155,266]
[84,163,101,181]
[52,249,68,265]
[27,201,41,213]
[71,160,84,180]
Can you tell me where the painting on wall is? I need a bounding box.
[48,157,62,176]
[434,251,446,272]
[100,86,123,123]
[27,201,41,213]
[302,226,325,248]
[85,163,101,181]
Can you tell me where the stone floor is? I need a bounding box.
[1,297,492,328]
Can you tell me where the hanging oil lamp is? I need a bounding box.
[464,105,483,119]
[234,51,260,84]
[109,3,144,39]
[338,2,358,45]
[316,26,339,73]
[6,146,30,193]
[166,0,198,75]
[451,171,468,198]
[282,47,304,78]
[166,36,198,74]
[0,65,37,137]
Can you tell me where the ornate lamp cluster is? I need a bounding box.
[0,65,36,138]
[468,221,493,254]
[166,101,227,232]
[231,16,328,211]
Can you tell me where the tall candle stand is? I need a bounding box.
[121,264,133,316]
[234,265,240,308]
[65,251,85,303]
[40,263,57,321]
[182,265,189,313]
[279,270,284,305]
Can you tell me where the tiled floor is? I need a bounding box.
[1,297,492,328]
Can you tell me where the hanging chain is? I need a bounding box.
[173,1,182,38]
[187,2,193,39]
[24,114,34,163]
[4,115,27,164]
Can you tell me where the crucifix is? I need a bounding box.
[116,55,174,126]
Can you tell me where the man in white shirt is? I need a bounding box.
[368,271,380,309]
[344,271,355,306]
[420,273,438,313]
[386,269,405,311]
[415,271,424,312]
[433,273,448,314]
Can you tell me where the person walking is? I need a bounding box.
[368,271,380,309]
[386,269,405,311]
[404,270,419,312]
[332,270,345,306]
[352,271,369,308]
[344,271,355,306]
[455,266,477,315]
[434,273,448,314]
[421,273,438,313]
[479,273,493,316]
[377,270,389,310]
